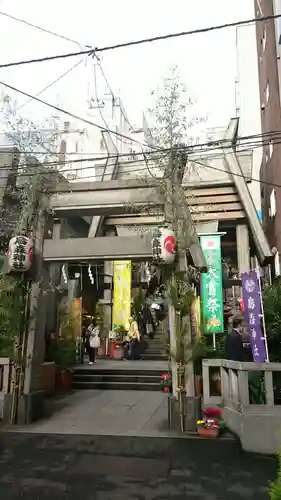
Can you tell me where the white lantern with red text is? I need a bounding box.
[152,227,176,264]
[7,235,33,272]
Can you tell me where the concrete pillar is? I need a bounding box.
[236,225,250,273]
[24,211,48,397]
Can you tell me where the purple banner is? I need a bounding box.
[241,269,267,363]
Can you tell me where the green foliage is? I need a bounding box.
[0,275,25,357]
[52,338,76,369]
[166,272,195,316]
[263,280,281,361]
[269,448,281,499]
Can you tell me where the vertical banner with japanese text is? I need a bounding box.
[112,261,132,330]
[241,269,267,362]
[200,235,224,334]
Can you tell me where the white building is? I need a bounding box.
[235,0,263,219]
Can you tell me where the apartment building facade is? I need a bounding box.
[255,0,281,271]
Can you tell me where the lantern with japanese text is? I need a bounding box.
[152,227,176,264]
[7,235,33,272]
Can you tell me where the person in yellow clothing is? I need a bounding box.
[127,316,140,360]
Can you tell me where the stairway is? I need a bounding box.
[72,367,163,391]
[141,322,168,361]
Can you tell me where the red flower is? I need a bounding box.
[203,407,222,417]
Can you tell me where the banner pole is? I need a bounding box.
[212,333,216,350]
[256,267,269,363]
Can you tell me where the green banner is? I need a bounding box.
[200,235,224,334]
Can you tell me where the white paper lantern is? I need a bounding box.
[152,227,176,264]
[7,235,33,272]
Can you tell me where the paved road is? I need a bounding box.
[0,432,277,499]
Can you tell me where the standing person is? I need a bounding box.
[127,317,140,360]
[226,316,245,362]
[87,322,100,365]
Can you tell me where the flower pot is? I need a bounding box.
[112,346,124,359]
[163,386,170,393]
[197,426,220,439]
[56,368,73,392]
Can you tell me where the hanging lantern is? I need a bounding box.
[7,235,33,272]
[152,227,176,264]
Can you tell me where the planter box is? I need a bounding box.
[41,362,56,395]
[197,426,220,438]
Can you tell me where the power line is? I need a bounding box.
[2,136,281,190]
[1,126,281,159]
[0,80,153,150]
[17,60,83,110]
[0,14,280,69]
[0,10,135,134]
[3,76,281,155]
[0,11,82,47]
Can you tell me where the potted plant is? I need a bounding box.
[160,373,172,393]
[197,407,225,438]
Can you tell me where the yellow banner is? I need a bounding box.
[112,261,131,330]
[191,296,202,338]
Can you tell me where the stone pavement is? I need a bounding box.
[5,389,170,436]
[0,431,277,499]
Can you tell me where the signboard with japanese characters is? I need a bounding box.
[7,235,33,273]
[152,227,176,264]
[241,269,267,363]
[200,235,224,334]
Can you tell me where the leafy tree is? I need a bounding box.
[0,93,61,355]
[129,67,208,429]
[263,279,281,362]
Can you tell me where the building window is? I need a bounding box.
[265,82,270,104]
[270,189,277,217]
[262,26,267,51]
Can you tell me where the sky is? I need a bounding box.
[0,0,252,132]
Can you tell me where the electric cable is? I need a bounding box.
[0,79,154,150]
[1,127,281,167]
[2,141,281,193]
[0,11,83,46]
[0,14,280,69]
[2,77,281,154]
[17,60,83,110]
[0,11,135,132]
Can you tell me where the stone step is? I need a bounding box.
[74,368,165,377]
[73,373,161,384]
[72,381,159,391]
[142,354,168,361]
